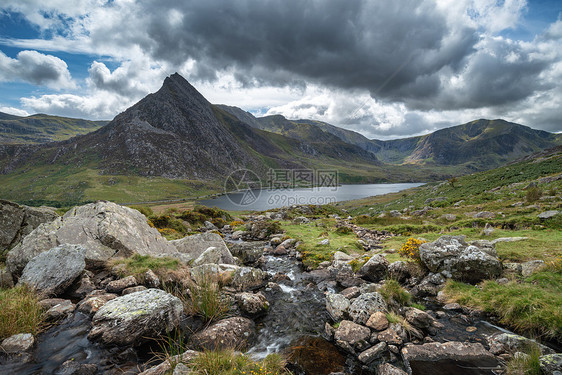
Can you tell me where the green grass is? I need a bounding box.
[505,340,542,375]
[188,271,230,322]
[380,279,411,307]
[109,254,182,282]
[188,349,289,375]
[280,219,363,269]
[0,285,46,339]
[444,269,562,340]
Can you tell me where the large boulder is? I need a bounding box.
[190,316,256,350]
[6,201,176,275]
[419,236,502,283]
[228,241,266,265]
[171,232,230,263]
[88,288,183,346]
[358,254,389,282]
[402,342,498,375]
[0,200,58,251]
[192,246,236,267]
[348,292,387,325]
[18,244,86,297]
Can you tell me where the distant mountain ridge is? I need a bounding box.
[0,113,107,144]
[218,106,562,172]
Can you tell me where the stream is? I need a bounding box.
[1,239,555,375]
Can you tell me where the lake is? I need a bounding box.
[198,182,424,211]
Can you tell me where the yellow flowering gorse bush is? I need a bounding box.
[399,238,426,264]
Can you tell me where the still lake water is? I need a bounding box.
[198,182,424,211]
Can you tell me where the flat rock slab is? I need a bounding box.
[89,288,183,346]
[18,244,86,297]
[402,342,498,375]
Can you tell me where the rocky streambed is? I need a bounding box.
[1,200,561,375]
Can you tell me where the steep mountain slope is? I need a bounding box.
[2,74,424,205]
[0,113,107,144]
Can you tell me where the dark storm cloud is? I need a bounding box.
[123,0,479,102]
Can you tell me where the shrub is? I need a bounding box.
[130,205,154,217]
[399,238,426,264]
[0,285,46,339]
[526,187,542,203]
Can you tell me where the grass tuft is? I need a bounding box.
[188,349,289,375]
[187,271,230,322]
[380,279,412,307]
[0,285,46,339]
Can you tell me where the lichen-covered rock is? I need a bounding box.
[377,363,408,375]
[326,293,350,321]
[106,275,138,293]
[521,260,545,277]
[487,333,554,356]
[357,254,389,282]
[143,269,161,288]
[419,236,502,283]
[171,232,230,264]
[1,333,35,354]
[358,342,387,364]
[0,199,58,251]
[537,210,559,220]
[192,246,236,266]
[190,317,255,350]
[228,241,266,265]
[539,353,562,375]
[88,288,183,346]
[7,201,176,275]
[348,292,387,325]
[229,266,266,291]
[235,292,269,317]
[334,320,371,346]
[402,342,497,374]
[18,244,86,297]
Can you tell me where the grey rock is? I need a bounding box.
[229,241,266,265]
[488,333,554,356]
[411,273,445,297]
[333,251,352,262]
[0,200,58,251]
[190,316,255,350]
[521,260,545,277]
[229,266,266,291]
[144,269,161,288]
[388,261,410,283]
[419,236,502,283]
[1,333,35,353]
[18,244,86,297]
[172,363,191,375]
[377,363,408,375]
[122,285,147,295]
[377,326,403,345]
[473,211,495,219]
[7,201,176,275]
[69,272,96,299]
[192,246,236,266]
[0,268,14,288]
[402,342,497,374]
[440,214,457,221]
[106,275,138,293]
[326,293,350,321]
[358,342,387,364]
[334,320,371,346]
[45,300,76,320]
[357,254,389,282]
[235,292,269,317]
[171,232,229,263]
[138,350,199,375]
[538,210,559,219]
[318,239,330,246]
[77,293,118,315]
[404,307,435,330]
[540,354,562,375]
[56,361,97,375]
[349,292,387,325]
[293,216,310,224]
[89,288,183,346]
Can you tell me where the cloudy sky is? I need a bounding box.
[0,0,560,139]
